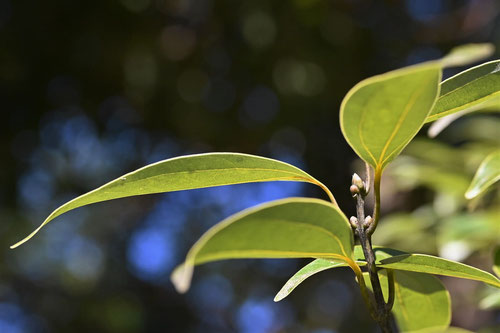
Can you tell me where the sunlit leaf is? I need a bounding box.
[465,150,500,199]
[426,60,500,122]
[340,62,441,170]
[377,253,500,288]
[274,245,405,301]
[364,270,451,333]
[11,153,335,249]
[171,198,354,293]
[441,43,494,68]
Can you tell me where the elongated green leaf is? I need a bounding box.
[274,258,347,302]
[426,60,500,122]
[365,270,451,333]
[11,153,335,249]
[340,62,441,170]
[441,43,494,68]
[465,150,500,199]
[274,246,405,301]
[171,198,354,293]
[494,246,500,277]
[377,253,500,288]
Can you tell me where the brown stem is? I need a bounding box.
[353,173,397,333]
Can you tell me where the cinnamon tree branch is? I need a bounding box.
[351,172,396,333]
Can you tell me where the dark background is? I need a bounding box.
[1,0,499,332]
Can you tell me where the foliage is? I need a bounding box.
[12,44,500,332]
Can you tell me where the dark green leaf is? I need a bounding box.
[11,153,335,249]
[364,270,451,333]
[340,62,441,170]
[427,60,500,122]
[171,198,354,293]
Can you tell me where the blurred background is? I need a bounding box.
[1,0,499,332]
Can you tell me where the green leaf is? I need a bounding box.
[441,43,494,68]
[364,270,451,333]
[171,197,354,293]
[494,246,500,277]
[274,258,347,302]
[426,60,500,123]
[377,253,500,288]
[340,62,441,170]
[480,290,500,310]
[274,245,405,301]
[465,150,500,199]
[11,152,335,249]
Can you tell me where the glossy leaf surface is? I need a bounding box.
[427,60,500,122]
[171,198,354,293]
[465,150,500,199]
[364,271,451,333]
[11,153,333,248]
[340,62,441,170]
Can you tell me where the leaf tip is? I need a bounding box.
[273,291,286,302]
[170,263,194,293]
[464,189,477,200]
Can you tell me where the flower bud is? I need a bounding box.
[363,215,373,228]
[352,173,365,190]
[349,216,358,228]
[350,185,359,196]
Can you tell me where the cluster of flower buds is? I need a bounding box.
[350,173,368,197]
[350,215,373,230]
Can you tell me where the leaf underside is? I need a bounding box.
[171,198,354,293]
[340,62,441,170]
[11,152,334,249]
